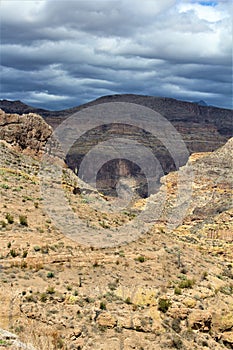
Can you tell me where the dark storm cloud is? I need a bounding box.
[0,0,232,110]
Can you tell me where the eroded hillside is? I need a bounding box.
[0,111,232,349]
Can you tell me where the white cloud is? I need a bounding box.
[178,1,229,22]
[0,0,232,109]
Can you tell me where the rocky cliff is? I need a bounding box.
[1,96,232,197]
[0,109,52,154]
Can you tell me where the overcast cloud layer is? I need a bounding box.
[0,0,232,110]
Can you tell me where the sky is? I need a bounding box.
[0,0,232,110]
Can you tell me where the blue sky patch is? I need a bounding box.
[198,1,218,6]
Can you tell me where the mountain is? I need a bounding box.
[0,95,232,136]
[193,100,208,107]
[0,110,232,349]
[1,95,232,197]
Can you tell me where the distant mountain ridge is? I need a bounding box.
[0,94,232,197]
[0,94,232,133]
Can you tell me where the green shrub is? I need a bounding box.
[135,255,145,263]
[46,286,55,294]
[47,272,54,278]
[1,184,9,189]
[178,279,195,289]
[10,249,18,257]
[19,215,28,226]
[157,298,171,313]
[174,287,182,295]
[100,301,107,310]
[40,293,47,302]
[125,297,132,304]
[0,220,7,228]
[6,213,14,224]
[22,250,28,258]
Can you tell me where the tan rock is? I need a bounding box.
[96,312,117,328]
[69,327,82,339]
[168,307,190,320]
[183,298,197,308]
[188,310,212,331]
[212,313,233,332]
[221,331,233,346]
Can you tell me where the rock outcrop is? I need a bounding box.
[0,109,52,154]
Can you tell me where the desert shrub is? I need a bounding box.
[22,250,28,258]
[5,213,14,224]
[100,301,107,310]
[157,298,171,313]
[174,287,182,295]
[135,255,145,263]
[46,286,55,294]
[84,296,94,303]
[202,271,208,280]
[19,215,28,226]
[10,249,18,257]
[47,271,55,278]
[0,220,7,228]
[178,279,195,289]
[1,184,9,189]
[40,293,48,302]
[20,261,27,269]
[125,297,132,304]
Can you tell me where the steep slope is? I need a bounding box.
[0,128,232,349]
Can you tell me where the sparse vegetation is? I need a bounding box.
[135,255,146,263]
[0,111,232,350]
[10,249,18,257]
[5,212,14,224]
[100,301,107,310]
[46,286,55,294]
[174,287,182,295]
[0,220,7,228]
[158,298,172,313]
[19,215,28,226]
[47,272,55,278]
[178,278,195,289]
[125,297,132,304]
